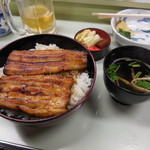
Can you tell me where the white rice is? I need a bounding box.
[35,43,61,50]
[68,72,92,109]
[1,43,92,110]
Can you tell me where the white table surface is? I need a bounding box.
[0,19,150,150]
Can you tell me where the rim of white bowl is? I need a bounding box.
[111,8,150,47]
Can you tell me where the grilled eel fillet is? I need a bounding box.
[0,75,75,117]
[4,49,87,75]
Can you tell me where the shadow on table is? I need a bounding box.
[15,105,94,150]
[86,62,142,120]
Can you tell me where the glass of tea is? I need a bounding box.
[1,0,57,35]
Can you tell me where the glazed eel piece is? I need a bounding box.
[0,75,75,117]
[4,49,87,75]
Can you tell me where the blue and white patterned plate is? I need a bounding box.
[0,11,10,36]
[111,9,150,50]
[120,10,150,45]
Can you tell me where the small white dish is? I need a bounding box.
[111,9,150,50]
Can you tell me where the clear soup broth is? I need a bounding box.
[106,58,150,93]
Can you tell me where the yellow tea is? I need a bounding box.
[21,5,55,33]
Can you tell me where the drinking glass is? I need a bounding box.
[1,0,57,35]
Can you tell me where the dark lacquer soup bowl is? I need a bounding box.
[0,34,96,127]
[103,46,150,105]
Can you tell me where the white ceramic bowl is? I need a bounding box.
[111,9,150,50]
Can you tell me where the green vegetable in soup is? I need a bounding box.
[134,71,142,79]
[106,58,150,93]
[135,80,150,90]
[128,61,140,67]
[106,64,120,82]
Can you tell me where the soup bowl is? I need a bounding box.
[103,46,150,105]
[0,34,96,127]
